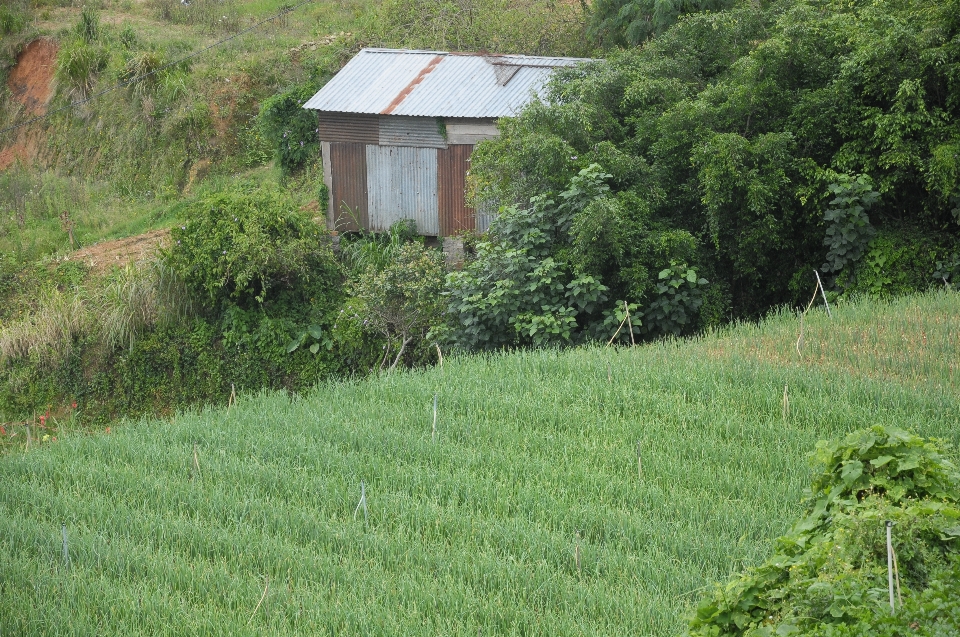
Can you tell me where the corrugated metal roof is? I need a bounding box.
[303,48,592,118]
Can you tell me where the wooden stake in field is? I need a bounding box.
[886,520,896,613]
[636,440,643,478]
[227,384,236,411]
[247,575,270,625]
[432,394,438,443]
[191,443,201,481]
[575,530,582,575]
[61,524,71,570]
[782,384,790,423]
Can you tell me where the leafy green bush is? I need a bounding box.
[258,83,322,175]
[351,241,445,369]
[822,174,880,277]
[473,0,960,320]
[165,183,339,307]
[587,0,736,47]
[643,261,708,337]
[446,166,616,349]
[689,426,960,637]
[56,37,109,98]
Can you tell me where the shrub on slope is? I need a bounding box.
[690,426,960,636]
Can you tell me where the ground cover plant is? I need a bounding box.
[0,291,957,635]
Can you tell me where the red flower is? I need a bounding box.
[39,415,46,425]
[0,425,6,436]
[105,427,111,434]
[71,402,77,409]
[52,436,57,441]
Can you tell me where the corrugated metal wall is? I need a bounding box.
[438,144,474,236]
[379,116,447,148]
[366,146,439,235]
[318,112,378,144]
[475,198,498,233]
[446,118,499,145]
[329,142,368,232]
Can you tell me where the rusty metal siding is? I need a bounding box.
[366,145,439,235]
[378,115,447,148]
[317,111,379,144]
[438,144,474,236]
[329,142,368,232]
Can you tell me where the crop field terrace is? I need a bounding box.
[1,292,958,635]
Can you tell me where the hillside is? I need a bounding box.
[1,292,957,635]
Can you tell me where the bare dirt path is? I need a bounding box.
[70,229,170,275]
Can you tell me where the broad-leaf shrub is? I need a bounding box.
[689,426,960,637]
[822,174,879,277]
[644,261,708,337]
[165,183,338,307]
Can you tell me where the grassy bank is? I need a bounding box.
[1,291,957,635]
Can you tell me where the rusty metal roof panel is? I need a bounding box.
[304,49,592,118]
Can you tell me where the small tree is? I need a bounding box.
[352,242,445,370]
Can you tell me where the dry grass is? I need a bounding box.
[0,287,88,368]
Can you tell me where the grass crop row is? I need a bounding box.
[1,291,958,635]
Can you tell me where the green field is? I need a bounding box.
[1,292,958,636]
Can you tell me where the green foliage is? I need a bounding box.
[473,0,960,320]
[822,174,879,277]
[258,83,323,175]
[0,4,28,36]
[447,166,619,349]
[351,241,445,369]
[2,293,960,634]
[372,0,592,56]
[165,183,338,306]
[644,261,708,337]
[690,426,960,637]
[587,0,736,47]
[55,35,109,98]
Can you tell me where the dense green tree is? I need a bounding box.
[469,0,960,334]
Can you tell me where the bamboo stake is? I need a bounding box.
[814,270,832,318]
[624,300,635,346]
[192,443,201,481]
[61,524,71,570]
[886,521,896,613]
[637,440,643,478]
[435,343,443,368]
[247,576,270,625]
[782,384,790,423]
[227,384,236,411]
[432,394,438,443]
[575,531,582,575]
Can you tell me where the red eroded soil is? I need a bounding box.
[70,229,170,275]
[7,38,58,116]
[1,38,58,171]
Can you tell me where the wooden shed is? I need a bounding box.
[303,48,591,237]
